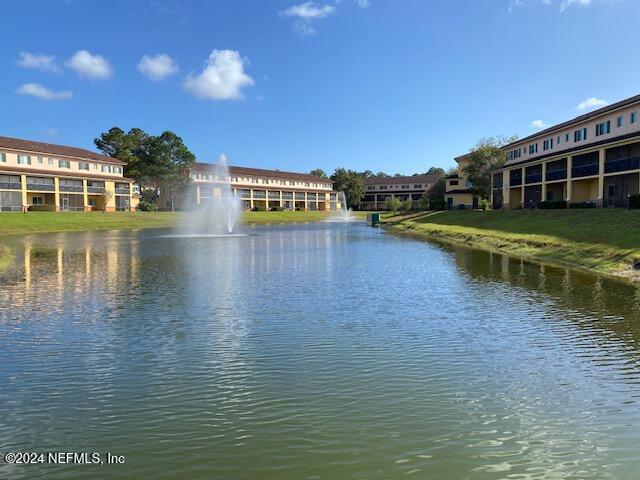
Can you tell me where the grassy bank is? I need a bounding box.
[0,210,363,236]
[386,210,640,281]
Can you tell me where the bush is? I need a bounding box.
[28,204,56,212]
[400,199,413,213]
[537,200,567,209]
[429,198,445,210]
[480,199,490,211]
[253,206,266,211]
[569,201,597,209]
[270,206,284,211]
[629,194,640,209]
[138,200,158,212]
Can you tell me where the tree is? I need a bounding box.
[463,135,517,200]
[385,196,402,212]
[330,168,365,210]
[417,195,430,211]
[424,166,445,176]
[310,168,328,179]
[95,128,196,209]
[359,170,374,178]
[401,199,413,213]
[375,171,389,178]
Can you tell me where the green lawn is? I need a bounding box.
[387,209,640,281]
[0,210,366,236]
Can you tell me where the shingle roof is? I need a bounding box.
[192,163,333,184]
[503,93,640,150]
[0,135,126,165]
[362,174,439,186]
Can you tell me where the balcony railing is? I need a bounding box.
[253,191,266,199]
[604,156,640,174]
[525,174,542,184]
[546,170,567,182]
[26,183,55,191]
[0,181,21,190]
[572,164,599,178]
[268,192,280,200]
[87,186,106,194]
[59,185,84,193]
[115,188,130,194]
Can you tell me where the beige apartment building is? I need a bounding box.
[492,93,640,209]
[158,163,338,211]
[361,175,438,210]
[0,136,139,212]
[444,153,479,209]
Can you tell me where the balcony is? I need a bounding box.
[546,169,567,182]
[509,174,522,187]
[60,185,84,193]
[26,183,55,191]
[87,186,106,194]
[115,188,130,195]
[253,190,266,199]
[268,192,280,200]
[604,156,640,174]
[572,164,599,178]
[525,174,542,184]
[0,181,21,190]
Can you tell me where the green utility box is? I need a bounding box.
[367,213,380,226]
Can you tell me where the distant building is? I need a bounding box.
[361,175,438,210]
[492,93,640,209]
[444,154,479,209]
[0,136,139,212]
[158,163,339,211]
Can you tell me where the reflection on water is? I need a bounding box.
[1,223,640,480]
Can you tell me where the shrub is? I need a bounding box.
[270,206,284,211]
[480,199,490,211]
[138,200,158,212]
[537,200,567,209]
[629,194,640,209]
[400,199,413,213]
[253,206,266,211]
[28,205,56,212]
[569,201,597,209]
[429,198,445,210]
[385,196,402,212]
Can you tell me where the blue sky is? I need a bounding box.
[1,0,639,174]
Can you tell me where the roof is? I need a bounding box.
[0,164,133,182]
[503,93,640,150]
[0,135,126,165]
[192,162,333,184]
[363,174,439,186]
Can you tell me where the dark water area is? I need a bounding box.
[1,222,639,479]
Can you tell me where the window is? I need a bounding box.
[565,133,570,142]
[574,127,587,142]
[32,197,44,205]
[414,184,422,188]
[632,112,637,124]
[59,159,71,168]
[617,116,623,128]
[449,180,459,186]
[38,156,43,164]
[48,158,54,165]
[367,185,375,190]
[79,162,90,171]
[113,166,122,174]
[401,185,409,190]
[557,136,561,145]
[379,185,387,190]
[0,152,5,163]
[18,155,31,165]
[102,165,112,173]
[528,143,538,155]
[543,138,554,150]
[595,121,610,136]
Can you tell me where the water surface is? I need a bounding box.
[1,223,640,479]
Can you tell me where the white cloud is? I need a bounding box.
[560,0,591,12]
[17,52,61,73]
[531,119,550,129]
[280,2,337,35]
[65,50,112,79]
[183,50,254,101]
[138,53,179,81]
[355,0,370,7]
[16,83,73,100]
[577,97,608,110]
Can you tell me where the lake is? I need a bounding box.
[1,222,639,479]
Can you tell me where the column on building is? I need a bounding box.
[53,177,60,212]
[597,148,606,208]
[566,155,573,203]
[541,162,547,202]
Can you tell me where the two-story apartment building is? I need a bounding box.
[444,154,479,209]
[492,93,640,209]
[158,163,338,211]
[361,175,437,210]
[0,136,139,212]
